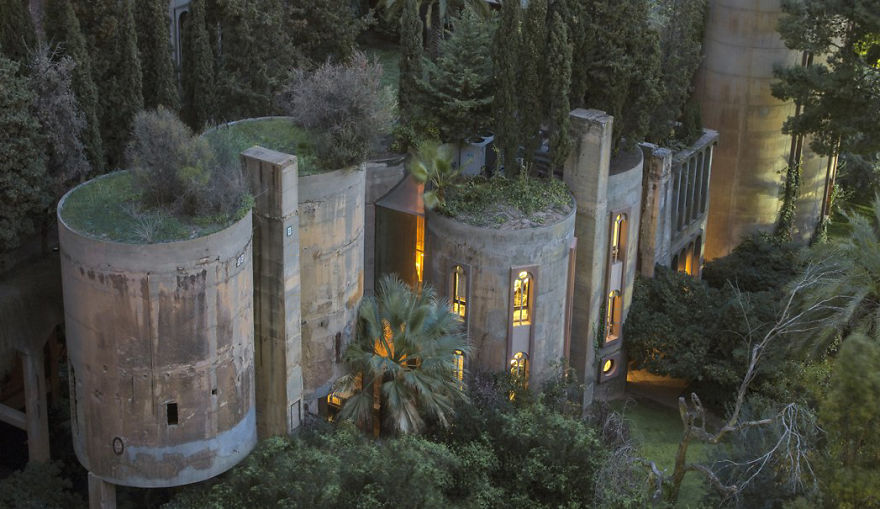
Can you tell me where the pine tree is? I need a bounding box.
[398,0,423,127]
[519,0,547,172]
[45,0,105,174]
[136,0,179,111]
[418,6,495,143]
[0,0,36,62]
[565,0,589,109]
[492,0,521,173]
[181,0,214,129]
[547,10,571,172]
[0,53,48,251]
[102,0,143,168]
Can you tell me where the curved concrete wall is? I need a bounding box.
[298,167,365,404]
[696,0,826,258]
[57,185,256,487]
[425,206,576,387]
[607,153,643,326]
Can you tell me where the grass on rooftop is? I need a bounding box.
[60,172,249,244]
[203,117,321,175]
[441,175,573,228]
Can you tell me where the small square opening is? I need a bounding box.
[166,402,178,425]
[211,388,217,396]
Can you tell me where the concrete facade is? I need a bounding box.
[425,207,576,387]
[695,0,829,259]
[57,182,257,487]
[364,157,407,296]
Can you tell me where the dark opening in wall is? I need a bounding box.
[167,402,178,425]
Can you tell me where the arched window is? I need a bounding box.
[611,213,627,262]
[684,242,695,275]
[451,265,467,320]
[510,352,529,388]
[605,290,621,342]
[415,216,425,284]
[513,271,532,326]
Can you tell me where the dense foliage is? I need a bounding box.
[279,52,395,169]
[181,0,214,130]
[492,0,522,173]
[135,0,179,111]
[0,54,48,251]
[0,0,35,63]
[773,0,880,157]
[441,173,573,227]
[0,461,85,509]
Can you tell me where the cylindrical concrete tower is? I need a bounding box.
[58,180,256,488]
[425,205,576,388]
[298,167,365,406]
[695,0,827,259]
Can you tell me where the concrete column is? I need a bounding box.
[88,473,116,509]
[242,147,304,437]
[21,349,50,463]
[563,109,613,407]
[638,144,674,277]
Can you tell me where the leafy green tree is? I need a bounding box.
[337,274,469,435]
[0,53,48,251]
[418,6,495,143]
[287,0,373,66]
[577,0,663,151]
[818,333,880,508]
[0,0,36,62]
[135,0,179,111]
[773,0,880,157]
[181,0,214,129]
[518,0,546,170]
[492,0,521,173]
[409,140,460,210]
[547,10,571,172]
[45,0,105,174]
[398,0,423,127]
[382,0,490,59]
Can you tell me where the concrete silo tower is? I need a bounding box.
[695,0,830,259]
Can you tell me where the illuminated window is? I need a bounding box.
[415,216,425,284]
[510,352,529,388]
[599,354,622,382]
[327,393,342,408]
[602,359,614,375]
[611,214,627,262]
[451,266,467,320]
[605,290,621,342]
[513,271,532,326]
[453,349,464,383]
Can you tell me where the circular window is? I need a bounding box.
[112,437,124,456]
[602,359,614,374]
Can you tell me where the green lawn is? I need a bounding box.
[612,398,711,508]
[202,118,319,175]
[362,42,400,93]
[60,172,240,243]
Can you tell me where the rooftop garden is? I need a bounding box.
[61,108,252,244]
[440,175,573,228]
[202,118,318,175]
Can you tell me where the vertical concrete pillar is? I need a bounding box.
[21,349,50,463]
[88,473,116,509]
[242,147,304,437]
[563,109,613,407]
[638,144,674,277]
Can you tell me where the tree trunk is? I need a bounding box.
[669,426,693,503]
[371,375,381,438]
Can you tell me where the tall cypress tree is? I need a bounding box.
[398,0,423,127]
[46,0,105,174]
[103,0,143,168]
[136,0,179,111]
[182,0,215,129]
[547,10,571,172]
[0,0,36,62]
[519,0,547,172]
[492,0,521,173]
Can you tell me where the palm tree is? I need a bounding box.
[336,275,469,435]
[807,195,880,349]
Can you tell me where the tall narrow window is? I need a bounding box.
[510,352,529,388]
[451,266,467,320]
[513,271,532,326]
[415,216,425,284]
[605,290,621,342]
[611,213,627,262]
[453,349,465,384]
[166,402,178,425]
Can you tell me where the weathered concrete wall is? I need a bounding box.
[425,207,575,388]
[242,148,303,438]
[58,184,256,487]
[695,0,827,258]
[375,207,420,289]
[298,166,365,408]
[364,157,406,296]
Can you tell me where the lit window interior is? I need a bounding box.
[510,352,529,389]
[602,359,615,375]
[605,290,620,341]
[415,216,425,284]
[611,214,626,262]
[327,393,342,408]
[453,349,464,383]
[452,266,467,319]
[513,271,531,326]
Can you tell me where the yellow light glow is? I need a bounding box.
[327,393,342,407]
[602,359,614,374]
[453,349,464,382]
[513,272,531,326]
[415,216,425,284]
